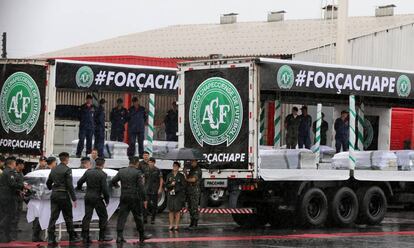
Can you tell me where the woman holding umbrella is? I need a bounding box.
[165,161,186,231]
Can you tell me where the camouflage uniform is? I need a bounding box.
[186,165,202,227]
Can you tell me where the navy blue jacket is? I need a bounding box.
[298,115,312,137]
[79,103,95,130]
[127,106,147,133]
[95,105,105,132]
[334,118,349,140]
[164,109,178,134]
[110,107,127,132]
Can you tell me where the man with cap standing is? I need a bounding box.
[110,98,127,142]
[334,110,350,153]
[164,101,178,141]
[112,157,151,243]
[0,157,24,243]
[46,152,80,245]
[284,107,301,149]
[10,159,25,241]
[127,97,147,158]
[185,160,202,229]
[76,95,95,158]
[95,99,106,158]
[77,158,112,243]
[143,157,163,224]
[298,106,312,149]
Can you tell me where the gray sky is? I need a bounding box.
[1,0,414,58]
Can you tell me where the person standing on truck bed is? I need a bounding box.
[127,97,147,158]
[76,95,95,158]
[10,159,25,241]
[111,156,152,244]
[285,107,301,149]
[312,112,329,145]
[77,157,112,243]
[334,110,350,153]
[46,152,81,245]
[0,157,25,243]
[110,98,127,142]
[164,101,178,141]
[94,98,106,158]
[298,106,312,149]
[143,157,164,224]
[185,159,202,229]
[32,156,56,242]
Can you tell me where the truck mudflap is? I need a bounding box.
[181,208,255,214]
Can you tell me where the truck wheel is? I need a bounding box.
[157,190,167,213]
[208,189,225,207]
[329,187,358,227]
[356,186,387,225]
[231,192,267,228]
[298,188,328,227]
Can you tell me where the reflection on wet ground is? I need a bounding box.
[4,209,414,247]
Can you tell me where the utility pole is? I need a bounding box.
[1,32,6,59]
[336,0,348,64]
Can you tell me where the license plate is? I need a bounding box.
[204,179,228,188]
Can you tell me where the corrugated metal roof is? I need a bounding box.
[36,14,414,59]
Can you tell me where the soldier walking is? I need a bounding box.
[185,159,202,229]
[111,157,152,243]
[10,159,25,241]
[46,152,80,245]
[0,157,25,243]
[77,158,112,243]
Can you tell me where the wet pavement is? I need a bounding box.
[5,209,414,247]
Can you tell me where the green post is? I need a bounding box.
[349,95,356,170]
[357,103,365,151]
[313,103,322,165]
[274,100,281,148]
[146,94,155,155]
[260,101,265,145]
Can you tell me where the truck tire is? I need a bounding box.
[208,189,225,207]
[329,187,358,227]
[231,192,267,228]
[297,188,328,227]
[157,190,167,213]
[356,186,387,225]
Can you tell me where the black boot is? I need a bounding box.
[47,233,57,246]
[98,230,113,242]
[116,231,126,243]
[82,230,92,244]
[69,232,81,243]
[193,219,198,228]
[139,232,152,243]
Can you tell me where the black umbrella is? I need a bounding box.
[153,148,205,161]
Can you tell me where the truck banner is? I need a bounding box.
[184,67,249,170]
[0,64,46,155]
[55,60,178,95]
[260,61,414,99]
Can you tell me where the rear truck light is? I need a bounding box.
[241,184,257,191]
[230,64,236,68]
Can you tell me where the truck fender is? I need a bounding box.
[297,182,310,196]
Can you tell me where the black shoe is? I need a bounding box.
[69,233,81,243]
[99,235,113,242]
[143,219,148,224]
[188,219,194,228]
[82,237,92,244]
[116,236,126,243]
[151,219,155,224]
[139,233,152,243]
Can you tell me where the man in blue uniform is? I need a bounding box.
[164,101,178,141]
[298,106,312,149]
[127,97,147,158]
[110,98,127,142]
[94,98,106,158]
[76,95,95,158]
[334,110,350,153]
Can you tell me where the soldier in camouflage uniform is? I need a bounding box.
[185,160,202,229]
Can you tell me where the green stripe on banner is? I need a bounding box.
[274,133,280,143]
[350,156,356,163]
[348,142,355,150]
[349,109,357,117]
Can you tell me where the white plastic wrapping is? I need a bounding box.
[260,149,317,169]
[332,151,398,170]
[311,145,336,163]
[394,150,414,171]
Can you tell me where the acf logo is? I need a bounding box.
[0,72,41,134]
[189,77,243,146]
[277,65,294,89]
[76,66,94,88]
[397,75,411,97]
